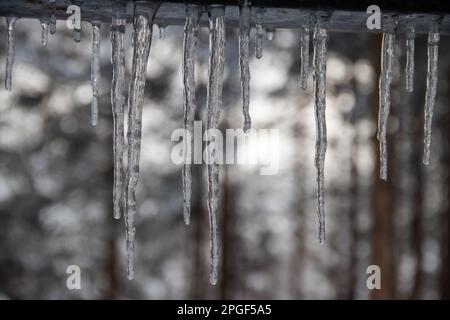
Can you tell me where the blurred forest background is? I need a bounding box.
[0,16,448,299]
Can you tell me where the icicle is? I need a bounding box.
[50,14,57,35]
[182,5,201,226]
[111,0,127,220]
[266,27,274,41]
[312,14,329,245]
[5,17,16,92]
[158,24,167,40]
[254,7,264,59]
[49,0,57,35]
[71,0,83,42]
[206,5,225,285]
[255,24,263,59]
[40,18,49,47]
[73,28,82,42]
[423,19,440,166]
[300,22,311,90]
[378,31,396,180]
[90,21,101,127]
[125,1,160,280]
[405,16,415,92]
[239,2,251,132]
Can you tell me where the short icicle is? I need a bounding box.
[405,16,415,92]
[125,1,160,280]
[378,19,396,181]
[239,1,251,132]
[300,18,311,90]
[40,18,50,47]
[49,0,56,35]
[74,28,82,42]
[182,4,201,226]
[111,0,127,220]
[254,7,264,59]
[423,18,440,165]
[5,17,17,92]
[72,0,82,43]
[312,14,329,245]
[90,21,101,127]
[158,24,167,40]
[206,5,226,285]
[50,13,57,35]
[266,27,274,40]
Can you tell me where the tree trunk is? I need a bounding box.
[289,123,307,299]
[189,164,209,299]
[347,130,359,299]
[409,91,424,299]
[440,70,450,300]
[370,33,396,299]
[219,164,238,299]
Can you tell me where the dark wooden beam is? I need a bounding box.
[0,1,449,34]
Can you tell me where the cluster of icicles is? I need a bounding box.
[2,2,443,284]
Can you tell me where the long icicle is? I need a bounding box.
[313,15,329,245]
[111,0,127,220]
[299,18,310,90]
[5,17,17,91]
[125,1,160,280]
[378,31,396,180]
[405,16,415,92]
[206,5,225,285]
[239,1,251,132]
[182,4,201,226]
[90,21,101,127]
[423,19,440,165]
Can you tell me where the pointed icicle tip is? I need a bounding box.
[127,269,134,280]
